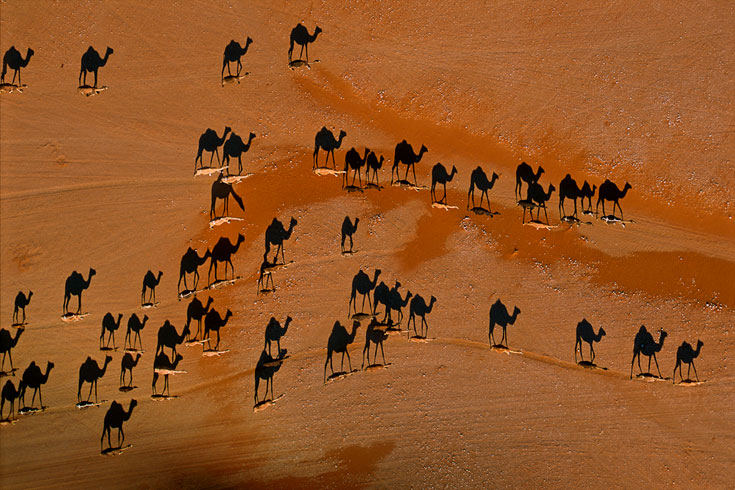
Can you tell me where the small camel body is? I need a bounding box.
[204,308,232,350]
[257,257,275,293]
[125,313,148,351]
[152,353,183,396]
[63,268,96,315]
[209,234,245,284]
[324,321,360,382]
[515,162,544,201]
[79,46,113,88]
[2,46,34,86]
[488,299,521,348]
[78,355,112,403]
[407,294,437,339]
[254,349,286,405]
[178,247,210,293]
[195,126,231,172]
[288,24,322,63]
[524,182,556,224]
[185,296,214,341]
[156,320,190,358]
[348,269,381,317]
[0,327,23,371]
[362,318,388,368]
[222,37,253,82]
[120,353,141,388]
[365,151,384,187]
[223,132,256,175]
[579,181,597,213]
[264,217,297,265]
[431,163,458,204]
[392,140,428,185]
[19,361,54,409]
[101,399,137,451]
[341,216,359,253]
[673,340,703,384]
[264,315,292,357]
[385,285,412,326]
[210,172,245,220]
[574,319,606,363]
[630,326,667,379]
[13,290,32,325]
[1,379,21,420]
[313,127,346,169]
[467,167,499,211]
[100,312,124,350]
[558,174,582,219]
[343,147,369,189]
[141,270,163,305]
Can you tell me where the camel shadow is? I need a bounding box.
[635,372,669,381]
[101,444,132,456]
[577,361,608,370]
[364,183,383,191]
[469,207,499,217]
[150,394,179,400]
[76,400,105,409]
[0,369,18,377]
[351,313,372,321]
[118,385,137,392]
[364,362,391,371]
[222,73,249,85]
[18,406,46,414]
[99,347,117,352]
[344,185,363,193]
[325,369,358,382]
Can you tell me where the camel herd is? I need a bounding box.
[0,22,706,458]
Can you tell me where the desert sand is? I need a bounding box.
[1,1,734,487]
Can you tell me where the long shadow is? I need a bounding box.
[79,46,113,88]
[430,163,458,205]
[391,140,428,186]
[407,294,437,339]
[630,325,667,379]
[208,234,245,285]
[18,360,54,411]
[63,268,96,316]
[12,290,32,325]
[100,399,136,453]
[100,313,123,350]
[178,247,210,295]
[264,217,297,265]
[254,348,287,407]
[0,327,24,373]
[195,126,231,173]
[141,270,163,306]
[488,298,521,349]
[211,172,245,221]
[2,46,34,87]
[673,339,703,384]
[341,216,359,254]
[313,126,346,169]
[78,355,112,404]
[288,24,322,65]
[574,318,606,365]
[222,37,252,84]
[596,179,632,221]
[324,321,360,382]
[348,269,381,318]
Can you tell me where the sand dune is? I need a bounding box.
[1,1,734,487]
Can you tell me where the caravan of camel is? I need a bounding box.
[0,22,705,454]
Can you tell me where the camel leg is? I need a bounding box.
[216,331,220,350]
[615,201,624,220]
[135,331,142,350]
[691,362,699,381]
[637,353,643,375]
[647,356,652,374]
[362,343,369,368]
[345,350,352,372]
[77,295,82,315]
[574,339,580,362]
[119,426,125,448]
[652,353,662,378]
[88,382,94,402]
[442,183,447,204]
[94,380,99,402]
[380,342,386,365]
[590,343,595,363]
[340,352,345,372]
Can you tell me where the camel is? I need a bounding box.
[348,268,381,317]
[673,340,703,384]
[407,295,437,339]
[152,352,183,396]
[155,320,190,358]
[362,318,388,368]
[257,257,275,293]
[204,308,232,351]
[392,140,428,185]
[101,399,137,451]
[100,312,124,350]
[79,46,113,88]
[515,162,544,201]
[372,281,391,318]
[78,355,112,403]
[223,132,256,175]
[488,299,521,347]
[141,270,163,305]
[364,150,384,187]
[630,325,667,379]
[596,179,632,219]
[209,234,245,284]
[467,167,499,211]
[264,217,297,264]
[431,163,458,204]
[341,216,359,253]
[13,290,32,325]
[0,328,23,372]
[558,174,582,219]
[264,315,292,357]
[185,296,214,341]
[574,319,606,363]
[254,349,285,405]
[222,37,253,82]
[343,147,370,189]
[578,181,596,213]
[288,24,322,63]
[210,172,245,220]
[120,353,141,388]
[324,320,360,382]
[2,46,34,86]
[63,267,96,315]
[524,182,556,224]
[195,126,232,172]
[178,247,211,293]
[1,380,20,420]
[125,313,148,351]
[385,285,412,326]
[313,127,346,169]
[19,361,54,409]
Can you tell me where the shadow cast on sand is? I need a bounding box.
[78,85,108,96]
[253,394,284,412]
[101,444,132,456]
[469,207,499,217]
[118,385,137,392]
